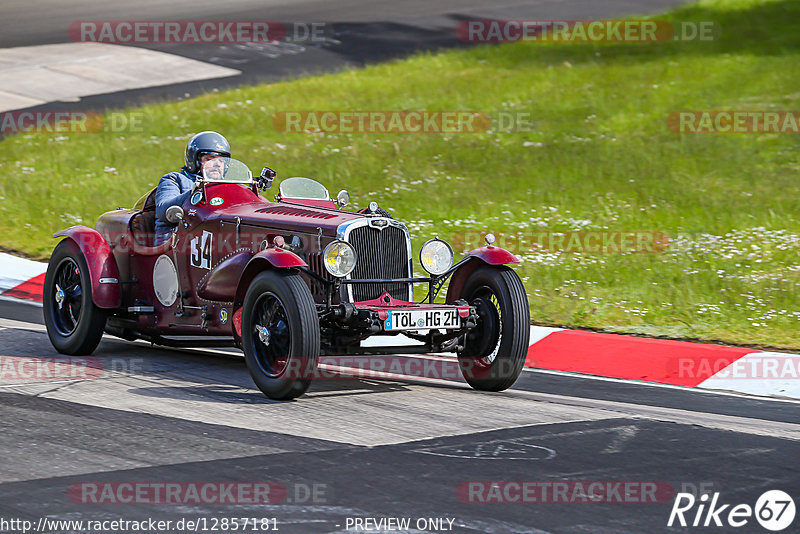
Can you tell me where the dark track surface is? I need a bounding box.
[0,313,798,533]
[0,0,693,114]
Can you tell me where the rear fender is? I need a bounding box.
[53,226,121,309]
[445,246,519,303]
[233,248,308,307]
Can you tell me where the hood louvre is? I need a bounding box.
[255,206,338,220]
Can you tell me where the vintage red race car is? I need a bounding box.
[43,158,530,399]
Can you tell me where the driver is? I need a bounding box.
[154,131,231,245]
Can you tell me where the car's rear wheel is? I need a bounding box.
[43,239,107,355]
[456,265,530,391]
[241,270,320,400]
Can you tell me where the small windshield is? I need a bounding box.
[279,177,330,200]
[201,157,253,183]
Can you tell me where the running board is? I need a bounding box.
[148,335,239,348]
[128,306,155,313]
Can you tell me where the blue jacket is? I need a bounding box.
[154,169,199,244]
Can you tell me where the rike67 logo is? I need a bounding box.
[668,490,795,531]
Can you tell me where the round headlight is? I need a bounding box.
[323,240,357,278]
[420,238,454,276]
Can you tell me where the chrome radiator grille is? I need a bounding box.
[346,223,411,301]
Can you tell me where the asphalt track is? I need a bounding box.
[5,1,800,532]
[0,0,692,113]
[0,314,799,533]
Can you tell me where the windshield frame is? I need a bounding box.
[199,157,254,185]
[278,177,331,201]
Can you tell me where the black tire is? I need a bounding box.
[43,239,107,355]
[456,265,530,391]
[241,270,320,400]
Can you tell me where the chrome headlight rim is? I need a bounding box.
[323,239,357,278]
[419,238,455,276]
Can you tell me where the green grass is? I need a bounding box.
[1,0,798,348]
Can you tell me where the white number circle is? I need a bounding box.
[755,490,796,531]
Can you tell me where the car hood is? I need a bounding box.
[227,200,367,236]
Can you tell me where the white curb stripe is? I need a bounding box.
[698,351,800,399]
[529,325,563,344]
[0,253,46,293]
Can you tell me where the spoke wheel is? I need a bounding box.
[456,265,530,391]
[43,240,107,355]
[252,292,292,378]
[51,258,83,336]
[465,289,502,365]
[242,270,320,400]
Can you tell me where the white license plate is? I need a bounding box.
[384,309,461,331]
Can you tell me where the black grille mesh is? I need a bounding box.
[348,224,411,301]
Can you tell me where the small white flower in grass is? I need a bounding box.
[274,143,286,150]
[217,103,228,109]
[523,141,544,147]
[104,166,118,174]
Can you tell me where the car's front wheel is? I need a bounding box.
[241,270,320,400]
[456,264,530,391]
[43,239,107,355]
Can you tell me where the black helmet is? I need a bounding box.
[184,131,231,173]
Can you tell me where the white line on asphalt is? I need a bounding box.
[0,294,42,307]
[0,42,240,112]
[524,367,800,404]
[508,389,800,441]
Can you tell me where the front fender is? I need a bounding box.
[464,245,519,266]
[53,226,121,309]
[233,248,308,307]
[252,247,309,269]
[445,246,519,303]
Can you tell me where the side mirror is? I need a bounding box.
[258,167,276,191]
[166,205,184,224]
[336,189,350,209]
